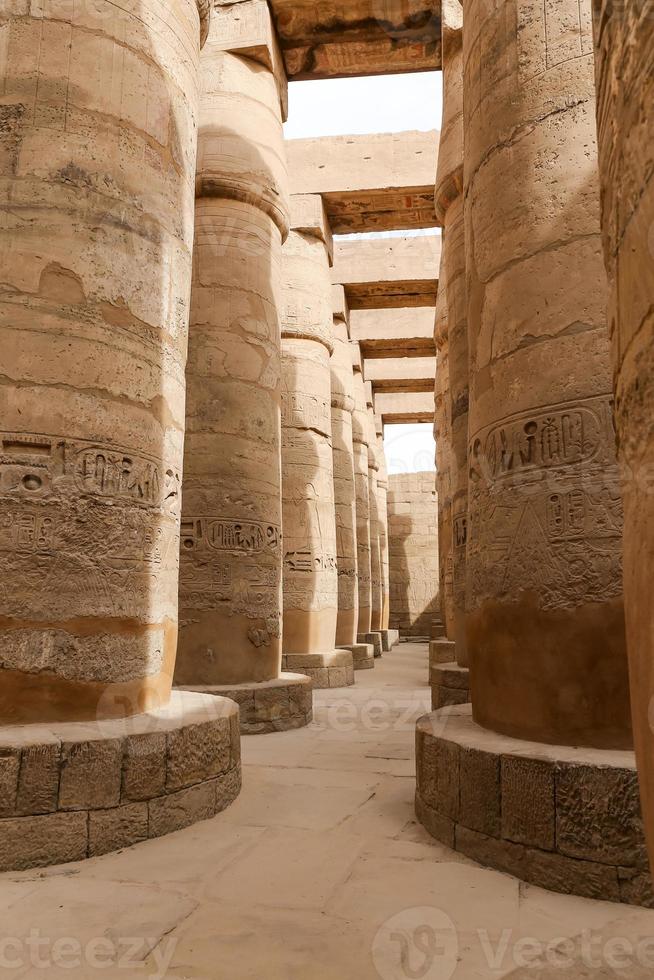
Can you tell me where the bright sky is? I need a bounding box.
[285,72,442,474]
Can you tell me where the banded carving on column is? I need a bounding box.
[593,2,654,868]
[281,195,354,688]
[463,0,631,748]
[376,422,391,632]
[175,0,312,733]
[0,0,208,724]
[351,344,373,640]
[435,0,468,668]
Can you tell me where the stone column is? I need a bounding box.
[416,0,649,908]
[331,288,373,670]
[366,385,384,637]
[281,195,354,688]
[462,0,631,748]
[351,346,379,656]
[430,244,456,663]
[0,0,241,868]
[174,0,312,734]
[376,424,392,632]
[593,4,654,870]
[435,0,468,669]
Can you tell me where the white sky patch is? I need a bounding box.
[284,71,442,139]
[384,424,436,475]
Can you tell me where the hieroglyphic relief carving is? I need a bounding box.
[467,396,623,610]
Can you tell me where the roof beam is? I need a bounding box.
[374,390,435,424]
[332,235,440,310]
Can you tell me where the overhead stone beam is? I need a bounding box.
[350,307,435,358]
[374,390,435,424]
[364,356,436,393]
[287,132,439,233]
[332,235,440,309]
[267,0,442,80]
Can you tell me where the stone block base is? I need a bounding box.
[340,644,375,670]
[415,704,654,907]
[378,629,399,652]
[282,650,355,689]
[181,673,312,735]
[0,692,241,872]
[429,638,456,666]
[430,661,471,709]
[358,632,383,657]
[431,618,447,640]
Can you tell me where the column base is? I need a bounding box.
[358,632,383,657]
[0,691,241,873]
[339,643,375,670]
[416,704,654,907]
[430,661,471,709]
[429,638,456,666]
[181,673,312,735]
[282,650,355,689]
[378,629,399,652]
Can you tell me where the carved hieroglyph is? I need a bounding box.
[464,0,631,748]
[388,473,440,637]
[0,0,208,723]
[435,0,467,666]
[281,197,340,655]
[593,2,654,866]
[331,289,359,647]
[175,2,289,687]
[351,347,373,634]
[434,264,456,641]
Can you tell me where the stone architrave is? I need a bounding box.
[463,0,631,749]
[175,0,312,734]
[435,0,468,668]
[592,3,654,868]
[281,195,354,688]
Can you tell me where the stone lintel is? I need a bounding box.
[332,284,350,326]
[350,307,436,359]
[332,235,440,310]
[364,355,436,393]
[350,340,364,374]
[290,194,334,265]
[267,0,442,81]
[212,0,289,120]
[287,131,439,232]
[374,390,435,424]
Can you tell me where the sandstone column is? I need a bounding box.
[0,0,242,868]
[331,288,373,670]
[433,268,456,644]
[351,346,379,656]
[435,0,468,669]
[174,1,312,733]
[593,3,654,867]
[281,195,354,688]
[462,0,631,749]
[0,0,211,725]
[366,385,384,637]
[376,424,392,634]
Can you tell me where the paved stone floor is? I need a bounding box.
[0,643,653,979]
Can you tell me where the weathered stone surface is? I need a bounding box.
[364,357,436,393]
[593,0,654,874]
[464,0,631,748]
[434,263,456,642]
[0,751,19,818]
[187,674,313,734]
[287,131,438,232]
[351,307,436,358]
[502,757,555,851]
[459,748,500,838]
[176,0,288,690]
[267,0,442,81]
[331,287,360,649]
[0,812,88,873]
[166,721,232,793]
[16,743,62,816]
[0,0,205,725]
[388,473,440,637]
[556,764,648,868]
[416,724,459,819]
[59,739,123,812]
[122,734,167,803]
[351,345,373,635]
[89,803,149,858]
[148,782,216,838]
[374,391,435,424]
[430,639,456,665]
[333,236,440,310]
